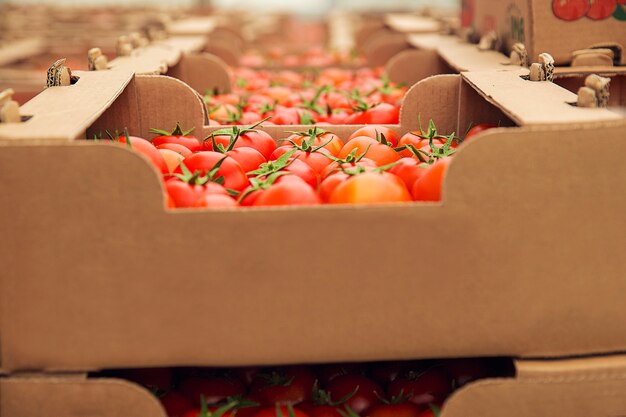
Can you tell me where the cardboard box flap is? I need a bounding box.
[3,121,626,371]
[166,17,217,36]
[0,70,135,141]
[384,14,441,34]
[0,38,45,67]
[0,376,165,417]
[108,45,183,75]
[462,71,624,125]
[408,34,515,72]
[157,36,208,54]
[443,356,626,417]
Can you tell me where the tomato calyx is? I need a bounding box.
[310,381,358,407]
[340,160,400,177]
[283,128,333,154]
[299,85,330,115]
[299,111,316,125]
[259,102,277,116]
[377,390,411,405]
[276,403,300,417]
[248,148,298,177]
[170,159,238,197]
[204,117,272,150]
[103,129,133,149]
[150,122,195,138]
[256,371,296,388]
[325,145,371,164]
[237,171,290,203]
[197,395,238,417]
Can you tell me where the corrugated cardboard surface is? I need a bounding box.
[385,48,455,86]
[444,356,626,417]
[0,376,166,417]
[0,70,135,141]
[462,71,624,125]
[407,33,516,72]
[2,121,626,371]
[167,53,232,96]
[473,0,626,65]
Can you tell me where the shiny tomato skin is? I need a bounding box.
[412,158,451,202]
[253,406,310,417]
[252,176,321,208]
[157,143,193,157]
[326,374,383,414]
[194,193,239,208]
[366,403,424,417]
[151,135,203,152]
[338,137,400,166]
[117,136,169,174]
[177,152,248,192]
[319,172,349,203]
[160,391,194,417]
[387,370,451,407]
[227,147,267,173]
[165,180,206,208]
[389,158,429,190]
[159,149,185,173]
[251,366,317,405]
[180,376,246,406]
[329,172,411,205]
[369,361,406,385]
[282,158,319,189]
[348,126,400,147]
[238,131,278,160]
[364,103,400,124]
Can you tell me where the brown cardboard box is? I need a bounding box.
[467,0,626,65]
[5,355,626,417]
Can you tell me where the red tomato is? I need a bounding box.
[552,0,589,20]
[366,403,423,417]
[369,361,406,385]
[326,375,383,414]
[320,159,377,179]
[194,193,239,208]
[387,370,451,407]
[329,172,411,205]
[319,172,349,203]
[159,149,185,173]
[464,124,497,143]
[182,405,237,417]
[205,130,277,161]
[117,136,169,174]
[177,152,248,192]
[416,406,441,417]
[587,0,616,19]
[348,126,400,147]
[157,143,193,157]
[254,405,310,417]
[285,131,344,157]
[227,147,267,173]
[271,146,333,176]
[363,103,400,124]
[338,137,400,166]
[180,376,246,406]
[412,158,451,202]
[389,158,429,190]
[165,180,207,208]
[250,367,317,405]
[252,176,321,207]
[161,391,194,417]
[150,124,203,152]
[314,363,366,385]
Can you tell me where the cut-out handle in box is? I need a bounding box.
[443,355,626,417]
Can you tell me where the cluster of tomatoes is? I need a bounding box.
[204,67,406,126]
[240,46,365,69]
[552,0,626,21]
[103,121,494,209]
[104,357,513,417]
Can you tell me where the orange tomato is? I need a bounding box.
[338,137,400,166]
[412,157,451,202]
[348,126,400,147]
[329,172,411,204]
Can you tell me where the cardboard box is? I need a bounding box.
[467,0,626,65]
[5,355,626,417]
[1,70,626,371]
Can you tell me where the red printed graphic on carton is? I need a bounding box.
[553,0,626,21]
